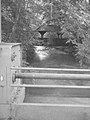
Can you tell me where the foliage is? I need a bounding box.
[1,0,40,63]
[64,0,90,68]
[25,44,35,64]
[43,0,90,68]
[2,0,90,67]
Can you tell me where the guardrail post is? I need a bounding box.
[0,43,22,119]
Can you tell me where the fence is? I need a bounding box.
[8,67,90,120]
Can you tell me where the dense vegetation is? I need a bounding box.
[1,0,90,67]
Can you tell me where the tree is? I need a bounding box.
[2,0,90,67]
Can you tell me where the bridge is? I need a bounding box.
[0,3,90,119]
[0,43,90,120]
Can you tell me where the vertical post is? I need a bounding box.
[0,0,1,43]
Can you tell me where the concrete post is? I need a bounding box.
[0,0,1,43]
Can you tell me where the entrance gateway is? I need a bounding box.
[0,43,90,120]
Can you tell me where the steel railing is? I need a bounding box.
[11,67,90,98]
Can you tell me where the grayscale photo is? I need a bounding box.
[0,0,90,120]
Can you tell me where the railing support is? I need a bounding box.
[14,72,90,80]
[0,0,1,43]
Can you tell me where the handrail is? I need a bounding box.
[11,84,90,88]
[13,103,90,107]
[11,67,90,99]
[11,84,90,98]
[11,67,90,72]
[14,73,90,80]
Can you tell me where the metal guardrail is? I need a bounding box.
[13,72,90,80]
[13,103,90,107]
[11,84,90,98]
[11,67,90,71]
[10,67,90,120]
[11,67,90,98]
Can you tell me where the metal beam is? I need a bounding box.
[11,84,90,88]
[13,103,90,120]
[14,73,90,80]
[14,103,90,107]
[11,67,90,72]
[11,84,90,98]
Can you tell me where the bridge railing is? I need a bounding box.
[8,67,90,120]
[11,67,90,99]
